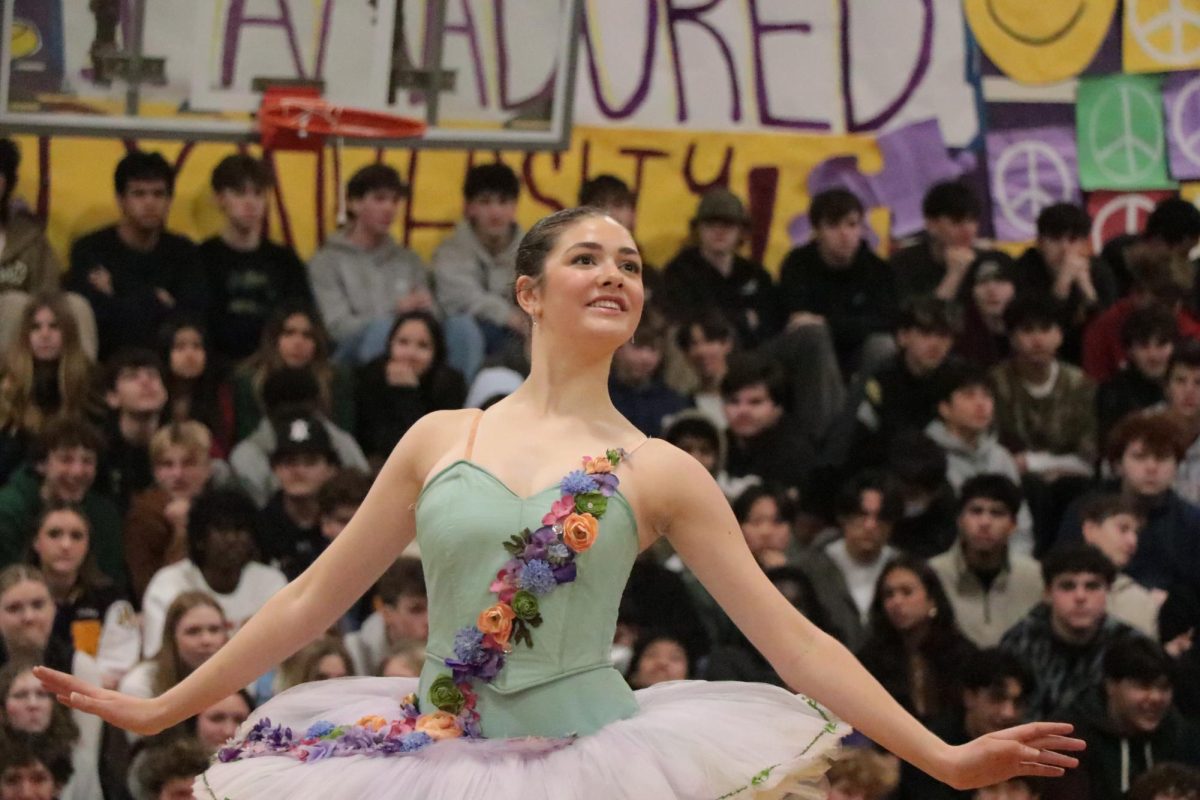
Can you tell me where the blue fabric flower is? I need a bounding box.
[547,542,571,564]
[560,470,598,495]
[304,721,336,739]
[452,626,487,665]
[518,559,558,595]
[400,732,434,752]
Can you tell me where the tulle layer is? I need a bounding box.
[199,676,850,800]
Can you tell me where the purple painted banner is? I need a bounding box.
[787,117,973,244]
[1163,71,1200,181]
[875,118,973,237]
[986,126,1079,242]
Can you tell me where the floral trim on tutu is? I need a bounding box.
[216,696,434,764]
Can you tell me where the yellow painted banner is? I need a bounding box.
[14,126,882,276]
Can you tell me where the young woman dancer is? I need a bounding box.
[38,208,1082,799]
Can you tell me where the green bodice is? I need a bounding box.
[414,460,640,738]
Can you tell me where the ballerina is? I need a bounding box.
[37,207,1083,799]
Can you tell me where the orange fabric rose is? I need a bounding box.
[477,603,516,646]
[583,456,613,474]
[355,715,388,732]
[414,711,463,740]
[563,512,599,553]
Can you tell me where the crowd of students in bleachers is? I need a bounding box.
[2,135,1200,799]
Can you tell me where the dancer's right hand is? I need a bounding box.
[34,666,169,736]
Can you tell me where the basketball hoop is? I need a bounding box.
[258,90,426,152]
[258,88,425,225]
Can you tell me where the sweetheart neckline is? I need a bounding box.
[415,459,634,510]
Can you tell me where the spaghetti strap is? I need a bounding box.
[464,409,485,460]
[624,436,652,457]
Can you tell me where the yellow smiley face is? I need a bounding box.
[10,18,42,60]
[965,0,1118,84]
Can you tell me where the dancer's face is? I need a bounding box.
[517,215,644,351]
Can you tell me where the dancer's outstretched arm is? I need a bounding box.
[638,441,1083,791]
[35,410,462,735]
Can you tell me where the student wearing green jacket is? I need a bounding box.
[0,417,123,584]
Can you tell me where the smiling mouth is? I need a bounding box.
[588,299,624,312]
[985,0,1086,46]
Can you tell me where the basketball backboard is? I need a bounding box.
[1,0,582,150]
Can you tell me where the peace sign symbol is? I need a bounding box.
[1170,74,1200,167]
[1086,81,1165,184]
[992,140,1075,237]
[1090,193,1157,252]
[1127,0,1200,66]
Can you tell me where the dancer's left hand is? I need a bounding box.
[935,722,1084,790]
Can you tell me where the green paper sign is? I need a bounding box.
[1077,74,1177,191]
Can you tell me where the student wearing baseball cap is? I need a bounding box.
[661,188,779,348]
[258,412,340,579]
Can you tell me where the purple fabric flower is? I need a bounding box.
[518,559,557,595]
[523,525,559,560]
[474,649,506,680]
[301,739,339,762]
[547,542,571,564]
[462,716,484,739]
[339,727,379,751]
[447,647,506,681]
[246,717,274,742]
[552,562,577,584]
[592,473,619,497]
[560,470,598,495]
[217,745,242,763]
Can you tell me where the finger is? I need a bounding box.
[992,721,1075,741]
[1015,763,1067,778]
[34,666,93,696]
[1022,734,1087,752]
[1026,749,1080,770]
[59,690,111,719]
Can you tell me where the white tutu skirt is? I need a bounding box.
[199,677,850,800]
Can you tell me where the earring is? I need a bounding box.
[928,607,938,619]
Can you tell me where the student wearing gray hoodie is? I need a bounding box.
[924,362,1035,555]
[306,165,432,365]
[431,163,525,379]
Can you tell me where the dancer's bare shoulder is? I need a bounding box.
[620,437,725,538]
[395,408,483,484]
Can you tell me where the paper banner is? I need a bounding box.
[10,0,66,96]
[785,118,973,243]
[1124,0,1200,73]
[1077,74,1176,190]
[987,126,1080,241]
[873,119,976,238]
[1085,189,1176,252]
[1163,71,1200,180]
[965,0,1118,85]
